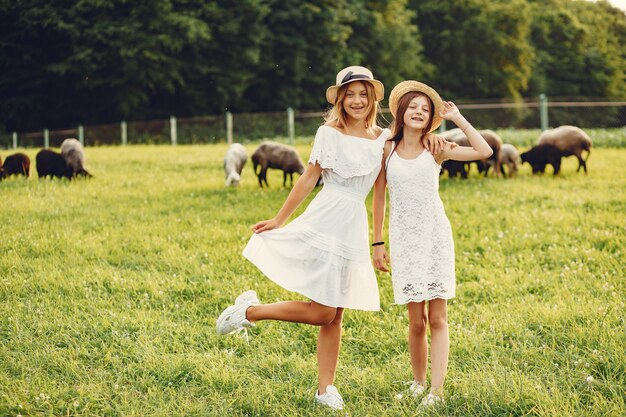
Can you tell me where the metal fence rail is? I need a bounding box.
[1,97,624,149]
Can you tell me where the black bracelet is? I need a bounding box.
[371,241,385,247]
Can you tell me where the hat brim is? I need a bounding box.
[326,79,384,105]
[388,81,443,133]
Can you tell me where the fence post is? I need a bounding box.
[539,94,548,131]
[12,132,17,149]
[439,120,447,133]
[121,121,127,145]
[287,107,295,144]
[226,111,233,145]
[78,125,84,145]
[170,116,177,146]
[44,129,49,148]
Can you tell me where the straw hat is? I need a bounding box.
[388,80,443,132]
[326,66,384,104]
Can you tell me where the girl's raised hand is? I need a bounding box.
[252,218,282,233]
[439,101,461,121]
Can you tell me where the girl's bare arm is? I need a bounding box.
[252,163,323,233]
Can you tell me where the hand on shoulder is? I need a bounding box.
[434,141,458,165]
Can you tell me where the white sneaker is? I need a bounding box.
[409,381,427,397]
[421,393,443,408]
[314,385,344,410]
[235,290,260,306]
[216,301,254,335]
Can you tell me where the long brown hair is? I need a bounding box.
[387,92,434,160]
[324,81,379,133]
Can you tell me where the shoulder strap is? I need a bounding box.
[385,140,396,171]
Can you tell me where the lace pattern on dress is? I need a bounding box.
[387,151,456,304]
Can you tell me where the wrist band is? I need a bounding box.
[371,241,385,247]
[461,123,471,132]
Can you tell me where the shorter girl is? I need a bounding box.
[372,81,492,407]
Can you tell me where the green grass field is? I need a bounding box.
[1,132,625,416]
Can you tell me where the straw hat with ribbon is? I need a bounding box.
[326,66,385,105]
[388,80,444,133]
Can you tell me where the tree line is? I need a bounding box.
[0,0,624,132]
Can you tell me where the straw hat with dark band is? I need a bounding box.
[388,80,444,133]
[326,66,385,104]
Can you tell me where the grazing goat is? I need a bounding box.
[252,142,305,188]
[60,138,91,177]
[223,143,248,187]
[498,144,520,178]
[36,149,74,179]
[475,130,502,176]
[440,129,469,178]
[537,126,592,174]
[1,153,30,178]
[520,144,562,175]
[438,128,502,177]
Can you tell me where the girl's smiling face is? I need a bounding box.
[342,81,370,121]
[403,94,432,131]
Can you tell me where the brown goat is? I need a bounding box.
[251,142,305,188]
[438,128,502,177]
[1,153,30,178]
[537,126,592,174]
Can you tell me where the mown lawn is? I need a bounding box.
[0,133,624,416]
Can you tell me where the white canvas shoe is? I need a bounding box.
[421,393,443,408]
[409,381,427,397]
[216,301,254,336]
[314,385,344,410]
[234,290,260,306]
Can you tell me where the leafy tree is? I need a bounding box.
[240,0,357,111]
[410,0,533,100]
[346,0,434,97]
[0,0,268,130]
[527,0,626,99]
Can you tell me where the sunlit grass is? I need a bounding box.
[0,134,624,416]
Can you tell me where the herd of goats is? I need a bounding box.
[0,138,91,180]
[223,125,593,187]
[0,125,591,185]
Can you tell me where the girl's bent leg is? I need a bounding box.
[407,301,428,384]
[247,301,338,326]
[317,307,344,394]
[428,298,449,395]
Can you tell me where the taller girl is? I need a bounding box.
[372,81,492,406]
[216,66,389,410]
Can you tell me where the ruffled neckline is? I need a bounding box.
[319,125,389,142]
[308,126,390,178]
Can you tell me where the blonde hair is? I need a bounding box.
[324,81,379,133]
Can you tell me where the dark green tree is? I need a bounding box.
[410,0,533,100]
[345,0,434,97]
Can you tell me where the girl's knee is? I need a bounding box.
[428,314,448,330]
[330,308,344,326]
[313,307,338,326]
[409,316,428,335]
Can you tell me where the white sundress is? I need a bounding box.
[243,125,390,311]
[386,147,456,304]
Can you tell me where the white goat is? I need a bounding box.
[224,143,248,186]
[60,138,91,177]
[498,143,520,177]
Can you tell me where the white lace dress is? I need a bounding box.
[243,125,390,311]
[386,148,456,304]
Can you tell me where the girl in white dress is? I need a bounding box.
[216,66,390,411]
[372,81,492,407]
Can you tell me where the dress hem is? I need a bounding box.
[393,294,455,305]
[242,239,381,312]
